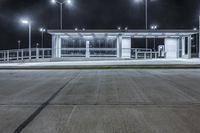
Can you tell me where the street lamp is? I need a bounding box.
[21,19,32,59]
[151,24,158,51]
[39,28,46,48]
[134,0,156,50]
[51,0,72,29]
[193,27,198,54]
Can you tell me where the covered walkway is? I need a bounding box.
[49,29,199,59]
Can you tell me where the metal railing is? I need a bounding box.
[0,48,52,62]
[131,48,165,59]
[0,48,165,63]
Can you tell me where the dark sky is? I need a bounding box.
[0,0,200,50]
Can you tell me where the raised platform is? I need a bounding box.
[1,59,200,69]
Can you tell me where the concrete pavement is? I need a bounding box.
[0,69,200,133]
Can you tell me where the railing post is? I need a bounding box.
[21,49,24,61]
[144,52,146,59]
[36,48,39,60]
[155,52,158,59]
[150,52,152,59]
[43,49,45,58]
[135,49,138,59]
[4,51,6,62]
[7,50,9,62]
[17,50,19,61]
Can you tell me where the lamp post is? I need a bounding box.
[134,0,156,50]
[39,28,46,48]
[21,19,32,59]
[51,0,72,29]
[193,27,198,54]
[151,25,158,51]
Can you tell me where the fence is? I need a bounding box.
[0,48,52,62]
[131,48,164,59]
[0,48,165,63]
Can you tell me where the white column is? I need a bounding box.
[165,38,179,59]
[121,37,131,58]
[52,35,61,58]
[181,37,186,58]
[86,41,90,58]
[116,36,121,58]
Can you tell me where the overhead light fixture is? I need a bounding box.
[21,20,29,24]
[51,0,56,3]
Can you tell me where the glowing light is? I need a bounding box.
[193,27,197,31]
[117,26,121,30]
[134,0,143,3]
[67,0,72,4]
[151,25,158,30]
[21,20,29,24]
[39,28,46,32]
[51,0,56,3]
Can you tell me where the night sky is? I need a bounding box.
[0,0,200,50]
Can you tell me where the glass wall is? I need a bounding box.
[89,38,117,57]
[61,38,86,57]
[61,37,117,57]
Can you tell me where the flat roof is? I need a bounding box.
[48,29,198,38]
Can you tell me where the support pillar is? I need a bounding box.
[52,35,61,58]
[116,36,121,58]
[181,37,186,58]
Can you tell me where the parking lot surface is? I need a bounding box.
[0,69,200,133]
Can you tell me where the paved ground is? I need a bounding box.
[0,69,200,133]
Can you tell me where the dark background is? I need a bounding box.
[0,0,200,50]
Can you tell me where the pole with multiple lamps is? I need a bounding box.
[51,0,72,29]
[39,28,46,48]
[21,19,32,59]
